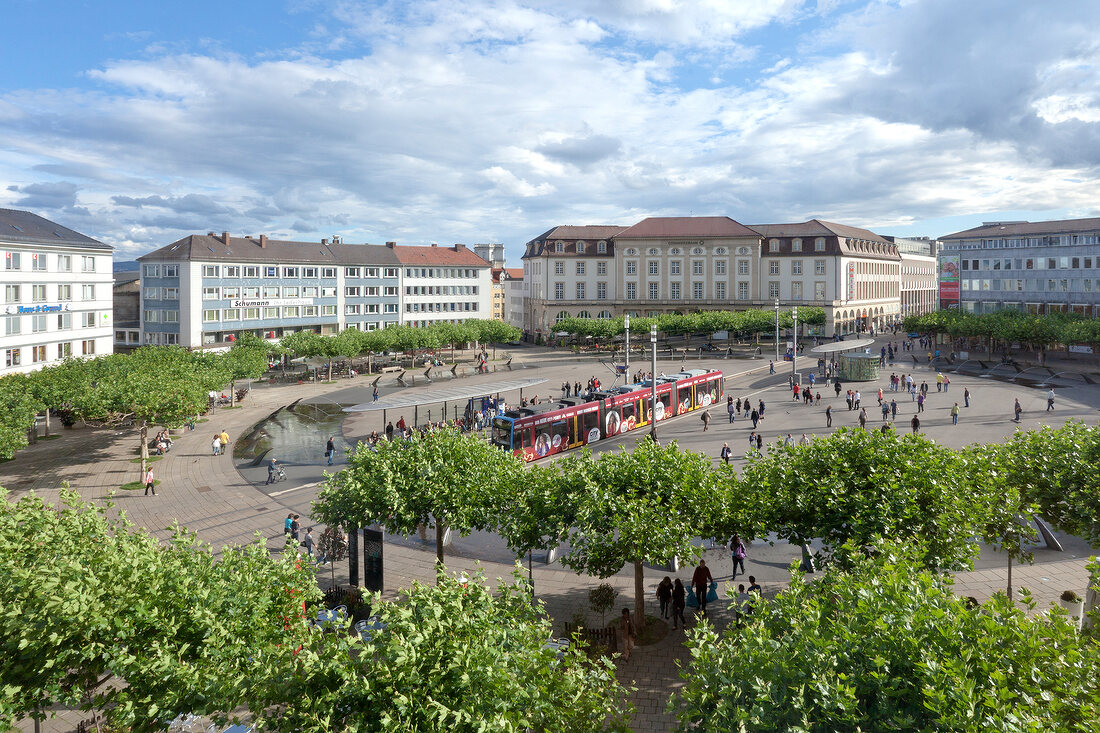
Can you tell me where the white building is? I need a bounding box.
[1,208,113,375]
[886,236,939,318]
[501,267,526,329]
[395,243,493,327]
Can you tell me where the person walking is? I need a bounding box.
[326,436,336,465]
[692,560,714,616]
[769,360,775,374]
[284,513,294,536]
[701,409,711,431]
[936,372,944,392]
[671,579,687,629]
[911,414,920,434]
[758,399,765,419]
[917,392,925,413]
[730,534,747,580]
[834,380,842,398]
[720,442,732,465]
[943,375,951,393]
[1014,398,1023,422]
[755,433,763,451]
[964,387,971,408]
[854,390,862,409]
[143,466,156,496]
[218,429,230,456]
[211,433,221,457]
[727,397,736,424]
[747,431,757,452]
[846,390,854,411]
[302,527,315,559]
[858,408,867,429]
[881,401,889,421]
[792,382,800,401]
[657,577,674,619]
[617,608,637,662]
[373,385,380,402]
[890,399,898,419]
[1046,388,1055,411]
[951,402,960,425]
[750,408,759,429]
[825,404,833,428]
[290,514,301,541]
[266,457,280,485]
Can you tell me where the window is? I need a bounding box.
[164,334,179,345]
[383,286,398,296]
[554,262,565,275]
[32,285,46,302]
[692,261,704,276]
[223,308,241,321]
[576,282,585,299]
[597,241,607,253]
[671,282,681,299]
[301,286,318,297]
[321,267,337,278]
[649,248,659,255]
[693,282,704,299]
[384,267,399,278]
[264,266,279,277]
[626,261,637,275]
[303,305,318,317]
[791,282,802,300]
[144,287,160,300]
[322,305,337,316]
[345,267,361,278]
[555,242,565,252]
[815,259,826,275]
[82,284,95,301]
[302,267,318,278]
[164,310,178,323]
[649,282,659,299]
[576,262,585,275]
[626,282,637,300]
[57,343,71,359]
[737,260,749,276]
[554,282,565,300]
[4,316,19,335]
[283,266,299,278]
[769,239,779,252]
[671,260,681,275]
[648,261,659,276]
[238,265,256,278]
[282,306,299,318]
[203,309,220,322]
[32,345,47,363]
[791,238,802,252]
[264,307,280,318]
[597,282,607,299]
[791,261,803,275]
[241,286,259,299]
[5,252,20,270]
[143,264,160,277]
[715,260,726,275]
[815,282,826,300]
[6,348,21,367]
[716,282,726,299]
[768,282,780,299]
[597,261,607,275]
[577,242,586,253]
[224,265,241,277]
[321,286,336,297]
[815,238,826,252]
[5,285,20,303]
[243,307,260,320]
[769,260,780,275]
[203,287,220,300]
[202,264,219,277]
[82,340,95,355]
[345,287,361,297]
[144,310,159,323]
[263,286,280,298]
[164,264,179,277]
[57,313,71,330]
[58,255,72,272]
[738,282,749,299]
[222,286,240,298]
[384,303,398,313]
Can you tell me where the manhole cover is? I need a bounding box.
[195,485,212,493]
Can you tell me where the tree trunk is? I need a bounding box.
[139,423,149,477]
[43,409,50,437]
[327,360,333,382]
[1007,552,1013,600]
[634,559,646,632]
[435,517,445,568]
[230,379,237,407]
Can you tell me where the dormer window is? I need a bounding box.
[692,247,704,255]
[555,241,565,253]
[649,248,659,255]
[576,241,586,253]
[791,239,802,252]
[769,239,779,252]
[626,248,637,255]
[715,247,726,254]
[815,237,826,252]
[597,241,607,253]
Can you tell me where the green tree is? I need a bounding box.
[246,569,633,732]
[671,546,1100,732]
[559,439,719,631]
[470,319,522,359]
[313,429,524,566]
[222,332,271,405]
[0,488,318,732]
[0,374,41,459]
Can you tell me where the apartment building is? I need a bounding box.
[394,243,492,327]
[1,208,113,375]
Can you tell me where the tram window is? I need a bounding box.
[582,410,599,436]
[708,378,721,401]
[552,420,568,446]
[518,427,533,450]
[678,386,693,410]
[621,401,635,428]
[492,420,512,448]
[567,416,580,445]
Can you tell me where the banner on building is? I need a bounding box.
[846,262,855,301]
[231,298,315,308]
[938,255,960,307]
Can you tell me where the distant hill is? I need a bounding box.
[114,260,140,272]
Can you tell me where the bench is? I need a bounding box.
[380,366,402,374]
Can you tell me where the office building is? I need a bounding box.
[884,236,938,318]
[1,208,114,375]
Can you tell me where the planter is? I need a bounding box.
[1059,592,1085,629]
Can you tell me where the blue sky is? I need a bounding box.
[2,0,1099,261]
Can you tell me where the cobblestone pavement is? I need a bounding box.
[5,341,1097,733]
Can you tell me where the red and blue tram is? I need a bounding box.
[491,369,723,462]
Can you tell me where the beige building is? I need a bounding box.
[522,216,911,336]
[886,236,939,318]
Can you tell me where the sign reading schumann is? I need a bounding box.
[231,298,314,308]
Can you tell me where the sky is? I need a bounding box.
[2,0,1099,263]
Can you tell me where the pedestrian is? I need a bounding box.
[750,409,759,429]
[756,433,763,451]
[284,513,294,536]
[735,397,742,414]
[211,433,221,457]
[881,402,889,421]
[758,400,765,419]
[219,429,230,456]
[890,399,898,419]
[877,387,883,405]
[1014,398,1022,422]
[769,360,775,374]
[854,391,861,409]
[730,534,747,580]
[701,409,711,431]
[727,397,736,424]
[920,381,929,396]
[302,527,315,559]
[617,608,637,662]
[911,414,920,434]
[747,431,757,452]
[917,393,925,413]
[936,372,944,392]
[951,402,960,425]
[266,457,279,485]
[825,404,833,428]
[326,436,336,465]
[692,560,714,616]
[834,381,842,398]
[143,466,156,496]
[943,375,951,393]
[671,579,687,629]
[657,577,673,619]
[720,442,732,465]
[784,433,793,446]
[1046,388,1055,411]
[858,408,867,429]
[386,421,394,440]
[290,514,301,541]
[846,390,854,411]
[880,421,890,434]
[373,385,379,402]
[793,383,800,401]
[964,387,971,408]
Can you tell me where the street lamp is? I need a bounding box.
[624,314,630,381]
[650,323,658,442]
[774,297,780,363]
[791,306,798,384]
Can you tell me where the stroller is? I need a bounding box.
[267,463,287,484]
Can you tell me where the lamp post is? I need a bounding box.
[650,323,658,442]
[774,297,780,363]
[624,314,630,381]
[791,305,798,384]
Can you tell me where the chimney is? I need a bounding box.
[453,243,463,251]
[430,242,437,247]
[207,231,216,236]
[259,234,268,248]
[385,241,396,248]
[222,231,231,244]
[321,238,329,245]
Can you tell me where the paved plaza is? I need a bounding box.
[5,337,1099,733]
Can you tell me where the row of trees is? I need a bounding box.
[552,307,826,341]
[0,489,630,732]
[903,308,1100,354]
[313,422,1100,633]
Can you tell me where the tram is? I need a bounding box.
[491,369,723,462]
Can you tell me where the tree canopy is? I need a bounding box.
[552,307,826,341]
[904,309,1100,352]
